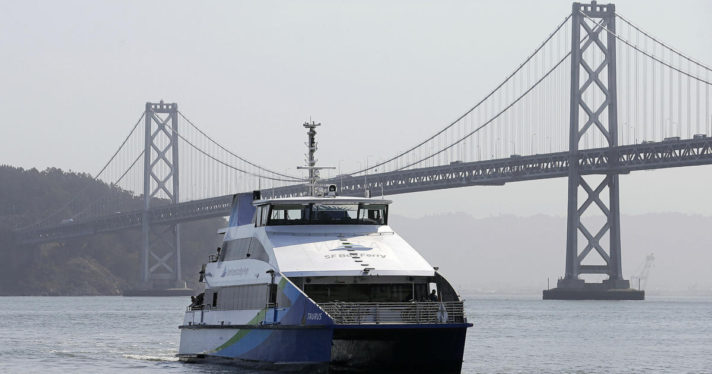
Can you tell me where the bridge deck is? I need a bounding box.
[15,138,712,245]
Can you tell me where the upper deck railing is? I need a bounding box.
[318,301,466,325]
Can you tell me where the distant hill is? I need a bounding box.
[0,165,224,295]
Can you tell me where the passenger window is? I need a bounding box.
[268,284,278,305]
[248,239,270,262]
[255,207,262,226]
[261,206,269,226]
[222,238,252,261]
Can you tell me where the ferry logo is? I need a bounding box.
[331,240,372,251]
[220,267,250,278]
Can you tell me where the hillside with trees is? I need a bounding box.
[0,165,224,295]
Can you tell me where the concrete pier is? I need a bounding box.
[543,279,644,300]
[543,288,644,300]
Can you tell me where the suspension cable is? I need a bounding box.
[387,17,605,171]
[95,112,145,179]
[396,52,571,171]
[16,112,147,230]
[113,150,145,186]
[177,111,303,181]
[580,11,712,86]
[348,13,573,176]
[163,124,306,183]
[617,13,712,73]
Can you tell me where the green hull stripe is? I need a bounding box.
[208,277,290,354]
[207,308,267,354]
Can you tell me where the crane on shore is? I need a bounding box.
[631,254,655,290]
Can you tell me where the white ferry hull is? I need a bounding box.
[178,322,468,373]
[177,278,468,372]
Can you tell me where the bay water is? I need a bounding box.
[0,295,710,373]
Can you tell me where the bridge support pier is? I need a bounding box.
[544,2,642,300]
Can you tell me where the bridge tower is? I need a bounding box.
[139,101,183,290]
[544,2,643,300]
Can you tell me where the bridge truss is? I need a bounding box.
[17,137,712,245]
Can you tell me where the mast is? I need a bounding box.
[297,121,333,196]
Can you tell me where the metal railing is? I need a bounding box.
[318,301,466,325]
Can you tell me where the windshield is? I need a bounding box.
[266,203,387,226]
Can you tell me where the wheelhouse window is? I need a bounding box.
[265,203,388,226]
[267,204,308,225]
[358,204,387,225]
[255,205,269,226]
[311,204,358,224]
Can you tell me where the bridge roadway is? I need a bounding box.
[15,137,712,245]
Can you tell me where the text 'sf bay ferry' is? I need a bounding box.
[177,122,472,372]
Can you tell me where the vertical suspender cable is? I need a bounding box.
[555,29,560,151]
[550,55,554,152]
[505,79,510,155]
[525,63,534,155]
[643,35,648,142]
[687,59,692,137]
[626,24,631,143]
[659,46,665,139]
[521,76,525,154]
[499,87,502,157]
[707,69,710,134]
[634,30,639,143]
[565,20,569,150]
[652,42,657,140]
[678,53,682,136]
[697,63,701,134]
[669,48,673,138]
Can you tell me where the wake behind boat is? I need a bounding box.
[177,122,472,372]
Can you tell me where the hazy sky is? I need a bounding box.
[1,0,711,218]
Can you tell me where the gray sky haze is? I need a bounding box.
[1,0,711,218]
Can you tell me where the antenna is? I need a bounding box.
[296,121,334,196]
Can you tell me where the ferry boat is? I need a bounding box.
[177,122,472,372]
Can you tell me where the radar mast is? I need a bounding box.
[297,121,334,196]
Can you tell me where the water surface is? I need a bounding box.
[1,295,709,373]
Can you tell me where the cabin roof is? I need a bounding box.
[253,196,392,206]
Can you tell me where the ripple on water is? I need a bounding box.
[123,354,179,362]
[1,295,711,373]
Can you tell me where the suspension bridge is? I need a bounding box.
[13,2,712,299]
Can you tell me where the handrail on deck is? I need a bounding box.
[318,301,466,325]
